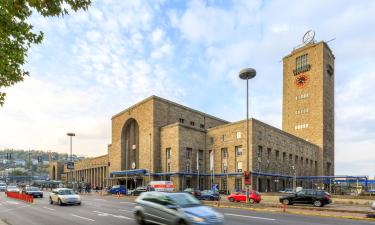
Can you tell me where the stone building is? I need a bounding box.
[56,38,335,192]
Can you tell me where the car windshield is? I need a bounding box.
[169,193,201,208]
[8,186,17,189]
[27,187,40,191]
[59,189,76,195]
[112,185,120,189]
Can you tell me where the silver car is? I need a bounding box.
[49,188,81,206]
[134,192,224,225]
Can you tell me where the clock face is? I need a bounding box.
[295,74,309,88]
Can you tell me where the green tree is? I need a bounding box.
[0,0,91,106]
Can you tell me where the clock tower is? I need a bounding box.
[282,32,335,177]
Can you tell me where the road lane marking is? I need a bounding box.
[43,206,55,211]
[71,214,95,221]
[93,211,133,220]
[5,201,19,205]
[224,213,276,221]
[119,202,135,205]
[119,209,133,213]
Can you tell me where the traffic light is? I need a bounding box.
[244,171,251,185]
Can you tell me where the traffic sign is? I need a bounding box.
[67,162,74,170]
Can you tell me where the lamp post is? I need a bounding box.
[239,68,256,203]
[67,133,75,184]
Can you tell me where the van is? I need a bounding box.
[149,181,174,192]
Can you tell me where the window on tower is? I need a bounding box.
[294,54,311,75]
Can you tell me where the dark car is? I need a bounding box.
[279,189,331,207]
[23,186,43,198]
[134,192,224,225]
[199,190,220,201]
[108,185,127,195]
[131,186,149,196]
[184,188,202,199]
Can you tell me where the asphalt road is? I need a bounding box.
[0,192,373,225]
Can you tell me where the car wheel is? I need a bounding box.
[135,211,145,225]
[178,220,187,225]
[58,199,63,206]
[49,198,53,205]
[229,197,235,202]
[313,200,323,207]
[249,198,255,204]
[283,199,290,205]
[77,203,81,206]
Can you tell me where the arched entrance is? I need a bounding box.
[121,118,140,189]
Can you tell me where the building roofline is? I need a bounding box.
[283,41,335,60]
[111,95,229,124]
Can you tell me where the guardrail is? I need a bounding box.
[5,192,34,203]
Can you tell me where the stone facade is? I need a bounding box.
[54,40,334,192]
[282,41,335,176]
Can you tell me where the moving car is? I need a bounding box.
[184,188,202,199]
[0,183,6,192]
[199,190,220,201]
[5,186,20,193]
[49,188,81,206]
[134,192,224,225]
[22,186,43,198]
[131,186,148,196]
[107,185,127,195]
[279,189,331,207]
[227,191,261,203]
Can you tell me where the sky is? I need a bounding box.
[0,0,374,177]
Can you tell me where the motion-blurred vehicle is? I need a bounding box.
[184,188,202,199]
[199,190,220,201]
[107,185,127,195]
[22,186,43,198]
[49,188,81,206]
[279,189,331,207]
[5,186,20,193]
[134,192,224,225]
[131,186,149,196]
[227,191,261,203]
[0,183,6,192]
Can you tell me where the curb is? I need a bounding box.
[204,203,375,222]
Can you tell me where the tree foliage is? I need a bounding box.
[0,0,91,106]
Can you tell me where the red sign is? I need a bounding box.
[244,171,251,185]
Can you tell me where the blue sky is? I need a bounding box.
[0,0,374,176]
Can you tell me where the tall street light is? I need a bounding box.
[67,132,75,183]
[239,68,256,203]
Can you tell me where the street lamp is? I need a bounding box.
[239,68,256,203]
[67,133,75,184]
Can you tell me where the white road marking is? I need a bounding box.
[93,211,133,220]
[5,201,19,205]
[119,209,133,213]
[71,214,95,221]
[224,213,276,221]
[43,206,55,211]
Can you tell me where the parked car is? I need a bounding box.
[5,186,20,193]
[227,191,261,203]
[279,189,331,207]
[22,186,43,198]
[134,192,224,225]
[184,188,202,199]
[279,188,294,194]
[131,186,148,196]
[107,185,127,195]
[199,190,220,201]
[49,188,81,206]
[0,183,7,192]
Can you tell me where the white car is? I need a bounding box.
[0,183,7,192]
[6,186,20,193]
[49,188,81,206]
[371,201,375,210]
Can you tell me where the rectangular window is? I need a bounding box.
[296,54,308,69]
[185,163,191,173]
[179,118,184,123]
[258,146,263,158]
[166,148,171,159]
[222,178,228,191]
[221,134,227,141]
[200,124,205,129]
[295,156,298,164]
[198,150,204,160]
[282,152,286,162]
[222,148,228,158]
[235,146,242,156]
[276,150,280,160]
[209,137,214,144]
[236,161,242,172]
[236,131,241,139]
[190,121,195,126]
[235,178,242,191]
[222,163,228,173]
[289,154,293,162]
[267,148,271,159]
[167,162,171,172]
[186,148,192,159]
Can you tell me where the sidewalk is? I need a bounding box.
[0,219,10,225]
